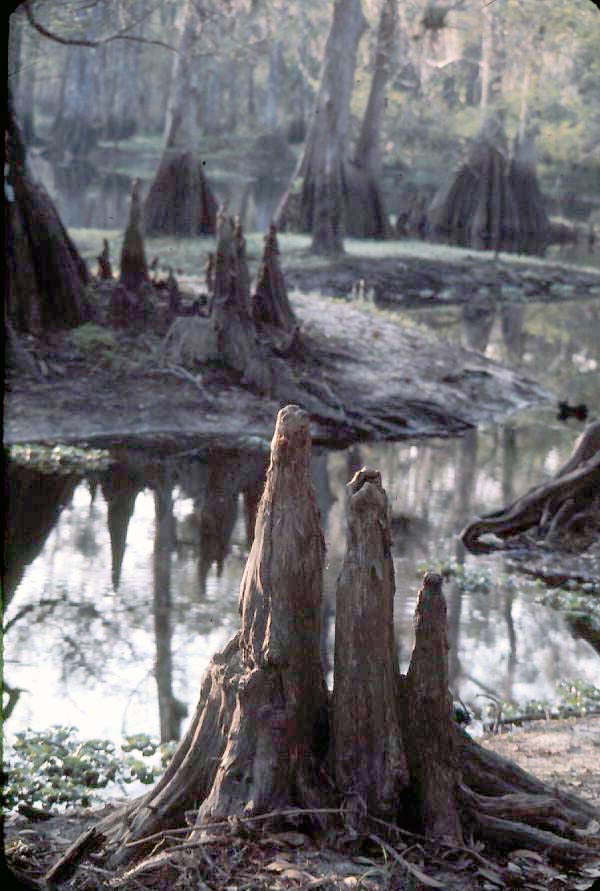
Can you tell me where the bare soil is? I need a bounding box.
[4,287,547,450]
[481,715,600,805]
[6,718,599,891]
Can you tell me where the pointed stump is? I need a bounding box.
[98,405,329,868]
[403,572,463,841]
[333,468,409,818]
[120,179,150,293]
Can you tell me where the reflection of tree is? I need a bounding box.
[3,462,78,606]
[178,451,268,599]
[500,304,525,363]
[461,298,496,353]
[100,466,144,591]
[501,580,517,703]
[501,424,517,505]
[453,429,478,530]
[153,474,187,743]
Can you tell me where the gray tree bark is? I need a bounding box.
[346,0,397,238]
[275,0,367,255]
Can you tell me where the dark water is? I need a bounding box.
[28,152,285,233]
[4,297,599,747]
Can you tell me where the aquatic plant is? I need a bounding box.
[4,726,176,812]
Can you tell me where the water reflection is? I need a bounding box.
[4,297,599,746]
[5,415,598,747]
[27,151,287,233]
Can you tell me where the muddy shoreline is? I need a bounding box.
[4,286,549,451]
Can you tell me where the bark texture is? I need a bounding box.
[428,114,549,255]
[275,0,367,254]
[5,98,89,334]
[333,468,408,817]
[508,132,550,255]
[402,573,463,841]
[461,420,600,553]
[428,115,521,253]
[49,435,600,883]
[144,152,217,237]
[87,406,329,867]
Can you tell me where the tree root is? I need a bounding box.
[461,420,600,552]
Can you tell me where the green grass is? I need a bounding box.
[70,226,600,291]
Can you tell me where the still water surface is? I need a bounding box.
[4,297,599,748]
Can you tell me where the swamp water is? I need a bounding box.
[4,297,600,753]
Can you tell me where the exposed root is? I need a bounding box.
[461,420,600,553]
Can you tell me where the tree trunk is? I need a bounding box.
[120,179,149,293]
[402,573,463,841]
[264,40,283,129]
[479,0,505,126]
[345,0,396,239]
[48,5,104,159]
[428,114,523,254]
[508,131,550,255]
[50,424,600,883]
[5,97,89,334]
[461,420,600,553]
[144,152,217,236]
[90,406,330,867]
[275,0,367,255]
[144,0,217,237]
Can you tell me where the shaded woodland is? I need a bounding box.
[6,0,600,265]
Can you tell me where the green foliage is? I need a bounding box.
[484,680,600,723]
[8,443,111,473]
[4,726,177,812]
[69,323,118,355]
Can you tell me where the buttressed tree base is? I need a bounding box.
[48,407,600,886]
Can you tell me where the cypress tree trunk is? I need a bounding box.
[345,0,396,239]
[5,97,89,334]
[48,423,600,884]
[120,179,149,293]
[333,468,408,816]
[144,0,217,237]
[275,0,367,255]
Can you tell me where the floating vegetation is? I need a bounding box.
[4,726,176,812]
[8,443,112,473]
[483,679,600,730]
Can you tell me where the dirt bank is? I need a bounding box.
[4,287,547,450]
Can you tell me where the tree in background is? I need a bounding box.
[5,93,89,335]
[275,0,368,254]
[143,0,218,237]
